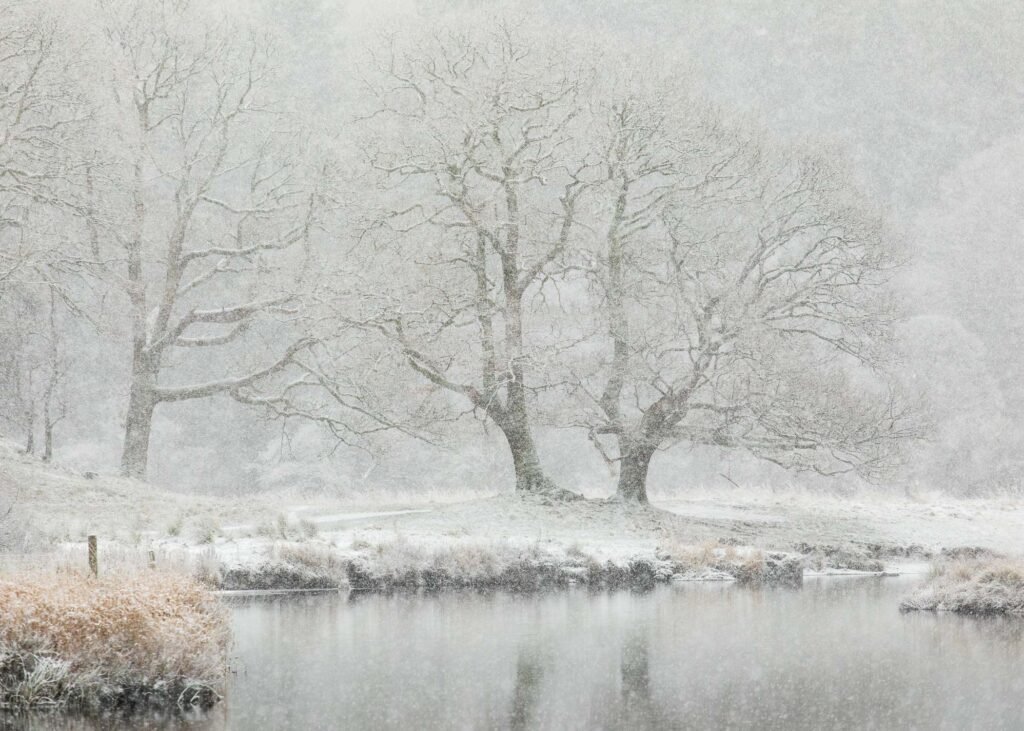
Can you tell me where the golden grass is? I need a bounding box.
[664,540,741,573]
[0,571,229,710]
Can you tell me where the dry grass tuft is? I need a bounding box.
[665,540,740,575]
[658,538,803,584]
[901,558,1024,616]
[0,571,230,710]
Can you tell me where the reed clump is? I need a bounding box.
[0,571,229,710]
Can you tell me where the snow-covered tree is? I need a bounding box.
[576,90,915,502]
[350,22,600,494]
[0,1,90,455]
[90,0,326,478]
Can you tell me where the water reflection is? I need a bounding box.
[5,578,1024,730]
[509,648,543,730]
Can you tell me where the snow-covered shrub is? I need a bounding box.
[901,558,1024,615]
[190,516,221,545]
[0,572,229,709]
[663,541,739,573]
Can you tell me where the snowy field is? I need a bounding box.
[3,445,1020,580]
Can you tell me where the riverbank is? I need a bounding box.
[3,449,1023,593]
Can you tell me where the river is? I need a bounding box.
[8,576,1024,730]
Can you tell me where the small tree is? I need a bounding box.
[0,286,67,458]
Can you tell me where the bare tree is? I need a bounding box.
[352,22,599,495]
[0,1,90,272]
[0,285,67,458]
[578,97,915,502]
[89,0,325,478]
[38,286,67,461]
[0,2,89,455]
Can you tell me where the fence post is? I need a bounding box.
[148,550,156,570]
[87,535,98,577]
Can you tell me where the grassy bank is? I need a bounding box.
[345,536,804,591]
[213,543,350,591]
[0,572,229,711]
[900,558,1024,616]
[2,530,885,597]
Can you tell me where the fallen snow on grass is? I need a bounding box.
[220,509,432,535]
[305,509,433,524]
[6,450,1024,594]
[901,557,1024,615]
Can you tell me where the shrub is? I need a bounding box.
[299,518,319,539]
[190,517,221,545]
[794,543,885,572]
[166,515,183,537]
[0,572,230,710]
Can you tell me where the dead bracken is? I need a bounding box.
[0,572,230,711]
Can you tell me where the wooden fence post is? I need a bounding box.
[87,535,98,577]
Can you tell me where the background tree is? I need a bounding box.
[577,93,915,502]
[91,0,325,478]
[0,1,91,458]
[0,1,89,272]
[352,22,599,494]
[0,287,67,458]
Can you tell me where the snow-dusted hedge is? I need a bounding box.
[0,572,229,710]
[901,558,1024,616]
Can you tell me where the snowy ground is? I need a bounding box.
[2,444,1022,579]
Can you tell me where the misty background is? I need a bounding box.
[5,0,1023,497]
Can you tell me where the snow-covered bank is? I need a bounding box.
[343,535,804,591]
[4,453,1024,593]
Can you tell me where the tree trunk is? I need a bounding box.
[120,371,157,479]
[41,419,54,462]
[493,177,562,496]
[120,134,152,480]
[24,414,35,456]
[502,420,557,493]
[617,439,656,504]
[41,290,59,463]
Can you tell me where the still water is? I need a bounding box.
[8,577,1024,730]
